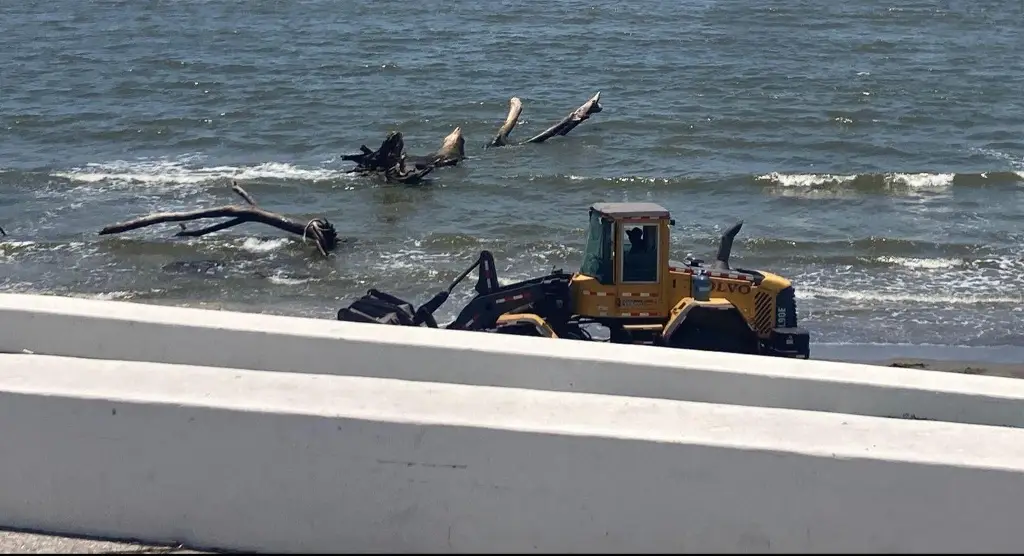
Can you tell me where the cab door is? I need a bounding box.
[615,217,667,318]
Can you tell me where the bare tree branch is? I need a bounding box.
[525,91,602,144]
[98,184,338,256]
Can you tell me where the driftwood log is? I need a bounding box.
[487,92,602,147]
[343,127,465,185]
[408,126,466,169]
[97,182,338,256]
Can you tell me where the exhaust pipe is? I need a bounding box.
[714,220,744,271]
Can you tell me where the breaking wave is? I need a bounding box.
[755,171,1024,190]
[506,171,1024,192]
[238,237,293,254]
[798,286,1021,306]
[871,256,961,270]
[50,154,352,188]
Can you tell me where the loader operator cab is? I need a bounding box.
[579,202,670,286]
[576,202,673,316]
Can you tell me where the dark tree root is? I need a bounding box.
[97,181,338,256]
[487,91,603,148]
[343,127,465,185]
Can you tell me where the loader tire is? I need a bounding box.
[664,307,761,355]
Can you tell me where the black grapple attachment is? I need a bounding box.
[336,250,501,328]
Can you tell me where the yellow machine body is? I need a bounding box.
[564,202,806,356]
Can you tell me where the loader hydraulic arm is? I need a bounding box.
[446,271,573,331]
[341,249,574,332]
[404,250,503,326]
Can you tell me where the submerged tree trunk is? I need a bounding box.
[97,182,339,256]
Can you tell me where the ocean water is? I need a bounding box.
[2,0,1023,357]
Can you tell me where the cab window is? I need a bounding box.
[621,224,658,283]
[579,210,613,285]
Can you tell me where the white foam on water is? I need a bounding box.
[368,249,451,274]
[0,241,33,263]
[874,256,963,270]
[756,172,857,187]
[888,172,955,189]
[799,286,1021,305]
[52,155,350,188]
[566,175,670,184]
[79,290,136,301]
[0,240,38,248]
[266,274,313,286]
[239,237,292,253]
[756,172,956,190]
[63,289,169,302]
[970,147,1024,170]
[975,255,1024,271]
[1,240,89,261]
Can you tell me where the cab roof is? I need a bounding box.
[590,202,670,219]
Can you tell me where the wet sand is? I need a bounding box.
[815,343,1023,379]
[873,358,1024,380]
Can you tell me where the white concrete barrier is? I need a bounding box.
[2,293,1024,429]
[3,353,1024,554]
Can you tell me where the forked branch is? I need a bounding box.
[97,181,338,256]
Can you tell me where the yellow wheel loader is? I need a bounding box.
[337,202,810,359]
